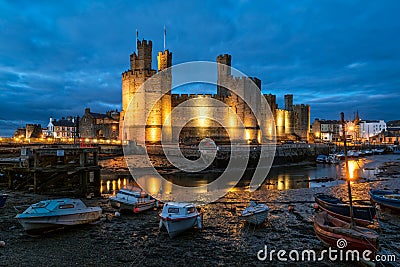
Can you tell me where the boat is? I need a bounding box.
[0,194,7,208]
[347,150,359,158]
[327,154,339,164]
[392,145,400,154]
[369,189,400,211]
[315,193,376,226]
[159,202,203,238]
[15,198,102,234]
[358,150,366,157]
[109,185,157,213]
[335,152,345,160]
[314,211,378,257]
[240,201,269,225]
[316,154,327,163]
[372,148,385,155]
[364,150,373,156]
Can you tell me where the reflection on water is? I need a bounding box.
[100,155,398,195]
[101,178,129,195]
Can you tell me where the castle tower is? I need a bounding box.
[130,40,153,71]
[157,50,172,71]
[216,54,232,97]
[157,50,173,143]
[120,39,157,143]
[120,36,174,145]
[284,94,293,111]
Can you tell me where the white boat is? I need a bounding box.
[159,202,203,238]
[372,148,385,154]
[15,198,102,234]
[327,154,339,164]
[240,201,269,225]
[347,150,359,158]
[335,152,345,160]
[109,185,157,213]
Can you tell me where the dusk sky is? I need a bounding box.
[1,0,399,136]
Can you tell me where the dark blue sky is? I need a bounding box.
[1,0,399,136]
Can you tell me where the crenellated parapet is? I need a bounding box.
[170,93,246,107]
[122,69,157,79]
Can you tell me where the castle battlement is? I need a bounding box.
[170,93,241,107]
[217,54,231,61]
[122,69,156,79]
[158,50,171,56]
[171,93,216,100]
[138,39,152,47]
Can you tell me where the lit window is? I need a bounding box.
[168,207,179,214]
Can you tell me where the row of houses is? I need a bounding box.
[14,108,399,144]
[311,113,399,144]
[14,108,120,140]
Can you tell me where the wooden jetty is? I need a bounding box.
[0,146,101,197]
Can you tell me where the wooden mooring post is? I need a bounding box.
[2,146,101,197]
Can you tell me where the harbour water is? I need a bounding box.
[100,154,399,195]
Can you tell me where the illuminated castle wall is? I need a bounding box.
[120,40,172,144]
[120,39,310,144]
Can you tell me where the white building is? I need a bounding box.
[359,120,386,140]
[45,116,76,139]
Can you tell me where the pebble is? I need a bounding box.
[0,241,5,247]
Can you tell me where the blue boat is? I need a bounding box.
[0,194,7,208]
[316,155,327,163]
[15,198,102,234]
[314,193,376,226]
[369,189,400,211]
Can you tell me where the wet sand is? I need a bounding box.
[1,160,400,266]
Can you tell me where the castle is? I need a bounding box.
[120,38,310,145]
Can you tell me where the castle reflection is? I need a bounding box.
[100,157,380,195]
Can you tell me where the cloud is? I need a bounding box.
[1,0,400,136]
[347,62,366,69]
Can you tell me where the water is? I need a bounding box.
[100,154,400,195]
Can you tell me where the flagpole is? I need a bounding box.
[164,25,166,51]
[136,29,138,54]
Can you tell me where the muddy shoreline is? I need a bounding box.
[1,160,400,266]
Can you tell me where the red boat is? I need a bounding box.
[314,211,379,257]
